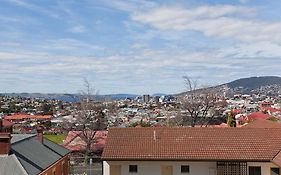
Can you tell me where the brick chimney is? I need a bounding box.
[36,126,44,144]
[0,133,11,155]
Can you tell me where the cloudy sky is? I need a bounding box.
[1,0,281,94]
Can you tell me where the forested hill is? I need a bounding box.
[225,76,281,90]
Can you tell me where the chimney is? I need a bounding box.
[0,133,11,155]
[36,126,44,144]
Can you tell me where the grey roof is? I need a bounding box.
[11,134,35,144]
[10,135,70,175]
[44,139,70,156]
[0,154,28,175]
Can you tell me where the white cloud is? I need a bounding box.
[69,25,86,33]
[131,5,281,44]
[240,0,250,4]
[101,0,157,13]
[38,38,104,52]
[8,0,61,19]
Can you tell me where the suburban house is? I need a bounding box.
[63,130,107,156]
[0,118,13,133]
[0,120,70,175]
[243,119,281,128]
[102,127,281,175]
[4,113,52,122]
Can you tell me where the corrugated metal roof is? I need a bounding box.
[11,134,35,144]
[0,154,28,175]
[44,138,70,156]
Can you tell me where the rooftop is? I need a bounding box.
[102,127,281,162]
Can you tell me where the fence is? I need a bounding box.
[69,155,102,175]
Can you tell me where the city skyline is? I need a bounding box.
[1,0,281,94]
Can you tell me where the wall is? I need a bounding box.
[39,155,69,175]
[103,161,279,175]
[103,161,216,175]
[247,162,279,175]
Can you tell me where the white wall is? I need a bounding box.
[103,161,110,175]
[103,161,280,175]
[247,162,279,175]
[103,161,216,175]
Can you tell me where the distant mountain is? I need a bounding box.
[223,76,281,95]
[1,93,139,102]
[152,93,167,96]
[225,76,281,90]
[99,94,139,100]
[176,76,281,96]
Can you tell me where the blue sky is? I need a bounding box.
[1,0,281,94]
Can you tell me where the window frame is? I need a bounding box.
[181,165,190,173]
[249,166,261,175]
[129,165,138,173]
[271,167,280,175]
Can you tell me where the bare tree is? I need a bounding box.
[63,79,111,163]
[179,76,224,127]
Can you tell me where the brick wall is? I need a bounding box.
[39,154,69,175]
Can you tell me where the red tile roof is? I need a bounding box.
[63,131,107,152]
[102,127,281,162]
[2,119,13,127]
[247,112,271,120]
[4,114,51,120]
[243,120,281,128]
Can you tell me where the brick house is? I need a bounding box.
[102,127,281,175]
[0,120,70,175]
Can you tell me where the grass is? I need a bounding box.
[44,134,66,144]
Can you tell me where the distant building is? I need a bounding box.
[143,94,150,103]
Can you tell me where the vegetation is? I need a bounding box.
[128,120,152,127]
[227,110,236,127]
[44,134,66,144]
[179,76,224,127]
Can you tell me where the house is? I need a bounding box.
[4,113,52,122]
[63,131,107,156]
[0,118,13,133]
[247,112,271,121]
[0,120,70,175]
[102,127,281,175]
[243,119,281,128]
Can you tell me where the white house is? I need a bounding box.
[102,127,281,175]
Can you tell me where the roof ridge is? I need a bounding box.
[11,134,36,145]
[11,154,29,175]
[44,138,70,155]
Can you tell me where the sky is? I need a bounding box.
[1,0,281,95]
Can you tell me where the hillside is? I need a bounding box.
[225,76,281,90]
[177,76,281,96]
[1,93,139,102]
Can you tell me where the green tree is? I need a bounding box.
[227,110,236,127]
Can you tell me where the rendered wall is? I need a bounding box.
[103,161,279,175]
[247,162,279,175]
[103,161,216,175]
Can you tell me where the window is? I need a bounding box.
[217,161,247,175]
[271,168,280,175]
[249,166,261,175]
[181,165,190,173]
[129,165,138,173]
